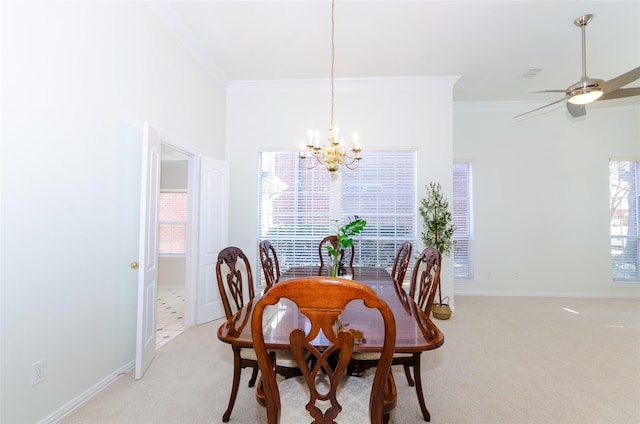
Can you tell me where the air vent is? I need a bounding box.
[522,68,543,78]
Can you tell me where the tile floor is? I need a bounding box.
[156,285,185,348]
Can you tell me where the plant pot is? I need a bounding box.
[432,297,452,320]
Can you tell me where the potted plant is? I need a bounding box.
[419,182,456,319]
[325,216,367,277]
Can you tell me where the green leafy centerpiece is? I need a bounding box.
[326,216,367,277]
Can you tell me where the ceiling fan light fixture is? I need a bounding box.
[568,88,604,104]
[567,78,605,104]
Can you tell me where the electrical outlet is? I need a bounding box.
[31,358,47,386]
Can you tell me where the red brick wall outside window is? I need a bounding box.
[159,192,187,255]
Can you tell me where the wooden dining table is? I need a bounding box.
[217,265,445,421]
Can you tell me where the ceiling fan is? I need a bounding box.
[517,14,640,118]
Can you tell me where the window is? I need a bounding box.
[258,152,331,269]
[258,150,417,279]
[159,191,187,255]
[453,163,473,279]
[610,160,639,281]
[341,151,417,268]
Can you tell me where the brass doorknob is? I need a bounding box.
[131,262,139,269]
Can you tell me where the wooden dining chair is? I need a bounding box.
[350,246,441,421]
[251,277,397,424]
[395,246,441,420]
[215,246,301,422]
[258,240,280,290]
[318,235,355,267]
[351,242,413,379]
[390,241,412,289]
[409,247,441,318]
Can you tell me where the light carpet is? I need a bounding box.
[59,296,640,424]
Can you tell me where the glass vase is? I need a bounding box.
[331,254,339,277]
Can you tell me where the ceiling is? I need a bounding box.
[160,1,640,104]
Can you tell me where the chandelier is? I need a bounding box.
[299,0,362,173]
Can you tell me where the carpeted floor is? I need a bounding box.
[59,296,640,424]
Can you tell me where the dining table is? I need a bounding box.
[217,265,445,421]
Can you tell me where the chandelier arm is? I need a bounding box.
[300,155,320,170]
[343,154,360,167]
[343,159,361,171]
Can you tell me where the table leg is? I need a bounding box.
[412,353,431,421]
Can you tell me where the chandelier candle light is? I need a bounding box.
[299,0,362,172]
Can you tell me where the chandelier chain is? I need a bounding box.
[298,0,362,172]
[330,0,335,130]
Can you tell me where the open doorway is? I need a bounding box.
[136,123,228,378]
[137,124,228,378]
[156,144,189,348]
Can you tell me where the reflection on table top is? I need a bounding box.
[217,266,444,353]
[280,265,393,284]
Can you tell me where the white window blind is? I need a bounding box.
[453,163,473,279]
[341,150,417,270]
[258,152,331,271]
[258,150,418,280]
[610,160,639,281]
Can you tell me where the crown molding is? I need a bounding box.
[147,2,228,87]
[228,76,460,93]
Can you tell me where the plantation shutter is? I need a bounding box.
[452,162,473,279]
[340,150,417,270]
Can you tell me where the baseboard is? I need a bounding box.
[42,360,135,424]
[454,290,640,299]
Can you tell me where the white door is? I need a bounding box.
[196,156,229,324]
[135,123,161,379]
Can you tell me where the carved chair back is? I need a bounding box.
[251,277,396,424]
[409,247,441,316]
[216,246,255,320]
[318,235,355,268]
[390,241,412,289]
[259,240,281,290]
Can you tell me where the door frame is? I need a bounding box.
[157,135,200,327]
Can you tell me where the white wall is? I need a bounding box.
[160,159,189,191]
[225,77,458,301]
[158,257,186,288]
[454,101,640,297]
[1,2,226,422]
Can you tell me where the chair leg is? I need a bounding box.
[382,372,397,424]
[411,353,430,421]
[223,348,243,422]
[248,366,259,387]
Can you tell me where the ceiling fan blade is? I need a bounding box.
[566,102,586,117]
[515,98,566,118]
[530,89,567,94]
[603,66,640,93]
[599,87,640,100]
[521,15,637,119]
